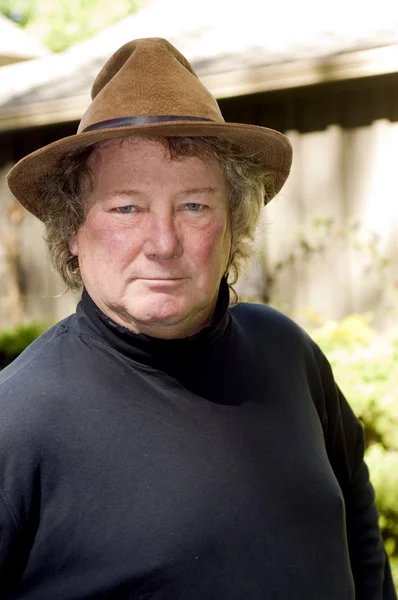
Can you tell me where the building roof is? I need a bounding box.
[0,0,398,130]
[0,14,49,66]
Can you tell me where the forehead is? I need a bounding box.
[88,137,224,188]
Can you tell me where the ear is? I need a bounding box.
[230,233,238,255]
[225,237,237,273]
[68,235,79,257]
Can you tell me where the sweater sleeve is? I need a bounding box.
[0,488,31,596]
[314,346,397,600]
[0,378,43,596]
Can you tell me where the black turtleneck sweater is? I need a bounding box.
[0,282,395,599]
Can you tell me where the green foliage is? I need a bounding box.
[312,316,398,588]
[0,0,139,52]
[0,0,38,26]
[0,322,49,370]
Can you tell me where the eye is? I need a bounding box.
[115,205,136,214]
[186,203,203,212]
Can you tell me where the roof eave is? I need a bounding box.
[1,43,397,133]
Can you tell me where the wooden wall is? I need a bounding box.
[0,124,79,328]
[220,74,398,328]
[1,73,398,329]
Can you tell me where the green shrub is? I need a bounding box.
[312,316,398,588]
[0,322,49,370]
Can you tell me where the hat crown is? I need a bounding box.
[91,38,196,100]
[78,37,224,133]
[7,36,293,219]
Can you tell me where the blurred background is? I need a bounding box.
[0,0,397,587]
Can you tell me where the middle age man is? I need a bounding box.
[1,37,395,599]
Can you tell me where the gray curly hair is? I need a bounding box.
[38,136,277,301]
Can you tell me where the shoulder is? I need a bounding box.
[229,301,332,382]
[229,302,339,424]
[0,315,83,427]
[231,301,295,327]
[0,316,74,387]
[0,319,80,532]
[230,301,315,351]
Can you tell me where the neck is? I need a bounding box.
[77,278,232,370]
[107,300,219,340]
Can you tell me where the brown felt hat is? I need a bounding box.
[7,37,292,220]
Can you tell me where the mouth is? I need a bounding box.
[139,278,186,284]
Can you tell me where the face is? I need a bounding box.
[69,138,232,339]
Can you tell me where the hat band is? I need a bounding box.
[82,115,215,133]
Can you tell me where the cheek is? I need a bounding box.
[188,220,231,265]
[78,220,139,268]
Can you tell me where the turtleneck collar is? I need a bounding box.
[77,278,231,369]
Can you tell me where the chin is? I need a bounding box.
[127,297,189,326]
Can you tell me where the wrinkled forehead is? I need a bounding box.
[86,136,227,190]
[88,136,224,169]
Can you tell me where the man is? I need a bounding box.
[1,38,396,599]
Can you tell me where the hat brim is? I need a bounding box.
[7,120,292,220]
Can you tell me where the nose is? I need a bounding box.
[142,213,182,260]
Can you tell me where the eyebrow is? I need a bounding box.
[179,187,218,196]
[106,189,145,198]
